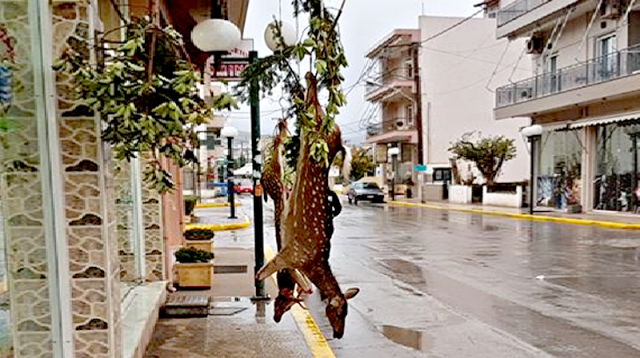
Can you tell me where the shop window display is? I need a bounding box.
[594,123,640,213]
[536,131,582,209]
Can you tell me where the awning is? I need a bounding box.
[542,112,640,131]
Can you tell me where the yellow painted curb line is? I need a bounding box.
[185,216,250,232]
[389,201,640,230]
[196,202,242,208]
[264,246,336,358]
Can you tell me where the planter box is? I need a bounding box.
[175,262,214,288]
[483,185,523,208]
[422,184,445,201]
[449,185,472,204]
[185,239,213,252]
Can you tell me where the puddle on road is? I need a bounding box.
[380,325,432,352]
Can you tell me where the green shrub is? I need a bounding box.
[184,228,215,241]
[174,247,214,263]
[184,196,198,216]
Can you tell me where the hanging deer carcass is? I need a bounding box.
[262,119,312,323]
[257,73,359,338]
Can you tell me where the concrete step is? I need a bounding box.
[163,294,210,317]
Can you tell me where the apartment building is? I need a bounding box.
[365,14,530,190]
[365,29,422,186]
[494,0,640,214]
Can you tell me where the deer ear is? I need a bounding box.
[344,288,360,300]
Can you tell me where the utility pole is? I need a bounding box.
[413,43,424,166]
[249,51,268,300]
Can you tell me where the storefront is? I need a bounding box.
[593,121,640,213]
[536,130,583,210]
[534,117,640,214]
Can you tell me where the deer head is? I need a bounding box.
[325,288,360,338]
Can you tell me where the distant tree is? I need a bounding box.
[349,148,376,181]
[448,132,516,186]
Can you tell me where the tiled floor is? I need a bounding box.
[145,300,312,358]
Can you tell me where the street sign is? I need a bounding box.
[209,61,249,80]
[414,164,427,172]
[205,39,254,82]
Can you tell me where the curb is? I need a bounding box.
[185,216,251,232]
[264,246,336,358]
[196,202,242,208]
[389,201,640,230]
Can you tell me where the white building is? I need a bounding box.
[364,11,531,191]
[493,0,640,214]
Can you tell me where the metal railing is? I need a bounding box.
[366,117,415,137]
[365,71,414,97]
[496,45,640,108]
[497,0,553,27]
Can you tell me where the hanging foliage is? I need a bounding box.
[54,16,237,193]
[236,0,348,166]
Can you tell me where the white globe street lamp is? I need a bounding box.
[522,124,543,138]
[191,19,242,53]
[264,21,297,52]
[221,126,239,139]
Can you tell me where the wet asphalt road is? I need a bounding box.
[292,200,640,358]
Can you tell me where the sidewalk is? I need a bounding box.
[146,198,323,358]
[390,198,640,230]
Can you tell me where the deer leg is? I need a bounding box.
[256,252,291,281]
[292,269,313,294]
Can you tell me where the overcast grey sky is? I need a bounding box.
[225,0,480,143]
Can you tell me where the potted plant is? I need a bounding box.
[184,195,198,223]
[174,247,214,288]
[184,228,215,252]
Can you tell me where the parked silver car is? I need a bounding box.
[348,182,385,204]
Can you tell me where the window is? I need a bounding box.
[545,54,559,93]
[404,59,413,79]
[596,34,618,80]
[405,105,414,126]
[363,183,380,189]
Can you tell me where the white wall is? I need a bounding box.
[419,16,531,182]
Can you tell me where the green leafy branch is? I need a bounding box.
[54,16,237,193]
[236,0,347,166]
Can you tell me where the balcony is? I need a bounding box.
[496,0,581,39]
[365,73,415,103]
[366,118,417,144]
[495,44,640,119]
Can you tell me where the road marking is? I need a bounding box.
[196,202,242,208]
[389,201,640,230]
[264,246,336,358]
[185,215,251,231]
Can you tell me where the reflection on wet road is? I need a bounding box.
[317,202,640,357]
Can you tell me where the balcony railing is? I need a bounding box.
[365,69,414,97]
[497,0,553,27]
[496,44,640,108]
[366,117,415,137]
[366,123,382,137]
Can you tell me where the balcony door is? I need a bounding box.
[596,34,618,81]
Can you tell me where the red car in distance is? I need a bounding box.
[233,184,253,194]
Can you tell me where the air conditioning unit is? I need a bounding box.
[396,118,407,130]
[526,35,544,54]
[519,87,533,99]
[601,0,622,19]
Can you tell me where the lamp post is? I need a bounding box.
[221,126,238,219]
[191,16,296,300]
[388,147,400,201]
[522,125,543,215]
